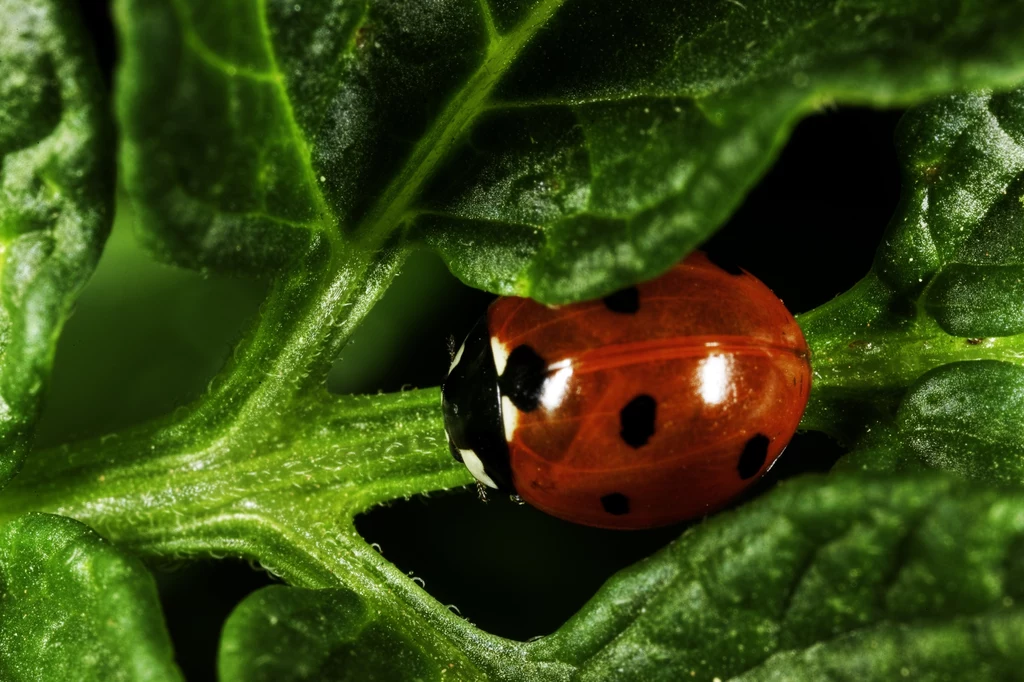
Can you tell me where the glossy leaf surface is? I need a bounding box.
[0,0,113,484]
[0,513,182,682]
[118,0,1024,302]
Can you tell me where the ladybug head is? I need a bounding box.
[441,315,515,492]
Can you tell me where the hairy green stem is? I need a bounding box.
[0,389,464,554]
[797,275,1024,439]
[0,386,517,672]
[0,233,431,550]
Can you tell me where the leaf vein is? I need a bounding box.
[356,0,567,247]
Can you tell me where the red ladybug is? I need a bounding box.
[441,252,811,529]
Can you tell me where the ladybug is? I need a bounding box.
[441,252,811,529]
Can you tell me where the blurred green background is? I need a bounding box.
[49,3,904,679]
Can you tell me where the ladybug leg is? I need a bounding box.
[475,480,490,502]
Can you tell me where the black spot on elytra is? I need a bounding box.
[499,345,547,412]
[738,434,770,479]
[601,493,630,515]
[620,395,656,448]
[704,251,744,275]
[603,287,640,314]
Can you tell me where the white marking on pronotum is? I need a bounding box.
[448,340,466,376]
[460,448,498,489]
[491,337,510,376]
[501,395,519,442]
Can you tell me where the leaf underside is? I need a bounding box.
[119,0,1024,302]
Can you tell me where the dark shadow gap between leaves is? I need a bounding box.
[354,431,845,642]
[154,559,278,682]
[704,107,903,313]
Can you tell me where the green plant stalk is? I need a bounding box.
[0,380,525,670]
[0,383,542,673]
[798,274,1024,438]
[6,294,978,543]
[0,234,539,671]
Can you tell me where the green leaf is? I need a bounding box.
[891,362,1024,482]
[0,513,182,682]
[800,87,1024,448]
[837,360,1024,483]
[216,476,1024,680]
[0,0,113,484]
[534,474,1024,681]
[219,586,486,682]
[117,0,1024,303]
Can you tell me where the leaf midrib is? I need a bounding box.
[355,0,566,247]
